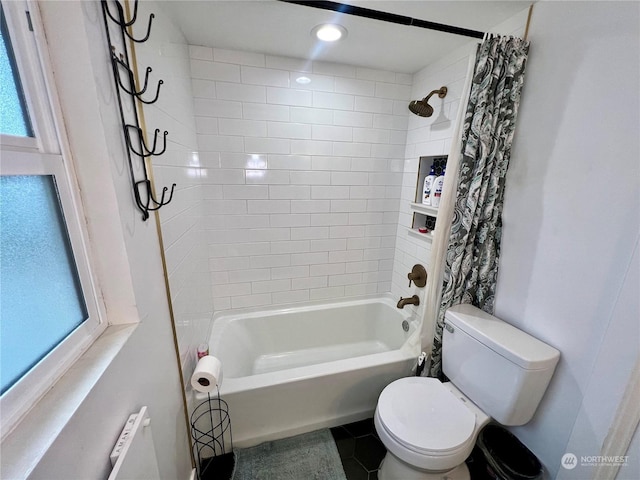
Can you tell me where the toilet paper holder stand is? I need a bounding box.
[190,388,235,480]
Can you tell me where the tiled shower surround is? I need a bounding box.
[141,12,481,389]
[140,1,491,387]
[189,46,412,311]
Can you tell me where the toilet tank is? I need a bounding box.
[442,304,560,426]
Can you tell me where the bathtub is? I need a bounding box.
[201,295,420,447]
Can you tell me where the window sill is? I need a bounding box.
[0,324,137,479]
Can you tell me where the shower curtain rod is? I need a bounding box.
[279,0,485,39]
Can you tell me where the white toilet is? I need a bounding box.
[374,304,560,480]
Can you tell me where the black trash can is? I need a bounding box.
[474,424,543,480]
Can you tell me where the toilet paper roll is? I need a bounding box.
[191,355,223,393]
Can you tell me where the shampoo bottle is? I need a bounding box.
[430,168,446,208]
[422,166,437,205]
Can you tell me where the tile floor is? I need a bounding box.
[199,417,491,480]
[331,418,488,480]
[330,418,385,480]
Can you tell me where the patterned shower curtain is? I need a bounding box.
[428,34,529,378]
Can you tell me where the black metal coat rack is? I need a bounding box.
[101,0,175,221]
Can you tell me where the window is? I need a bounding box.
[1,175,88,395]
[0,1,103,436]
[0,7,32,137]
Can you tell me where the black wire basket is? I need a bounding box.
[190,389,234,480]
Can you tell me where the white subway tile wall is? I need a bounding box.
[190,47,411,310]
[389,16,528,317]
[390,41,477,317]
[137,32,477,381]
[135,14,213,390]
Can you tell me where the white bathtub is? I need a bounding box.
[203,295,420,447]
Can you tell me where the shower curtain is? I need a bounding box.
[428,34,530,377]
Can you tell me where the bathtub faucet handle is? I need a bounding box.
[407,264,427,288]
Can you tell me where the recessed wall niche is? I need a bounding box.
[409,155,448,241]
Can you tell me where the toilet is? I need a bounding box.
[374,304,560,480]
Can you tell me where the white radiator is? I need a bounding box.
[108,406,161,480]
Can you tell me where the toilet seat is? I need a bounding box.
[375,377,477,470]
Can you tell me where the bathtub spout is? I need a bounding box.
[397,295,420,309]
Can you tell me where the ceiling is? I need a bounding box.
[161,1,531,74]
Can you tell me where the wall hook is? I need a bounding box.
[112,56,163,104]
[137,78,163,105]
[101,0,175,221]
[134,180,176,220]
[122,13,154,43]
[152,183,176,207]
[103,0,139,28]
[103,1,153,42]
[125,125,168,157]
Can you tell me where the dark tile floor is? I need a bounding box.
[330,418,385,480]
[331,418,489,480]
[199,417,491,480]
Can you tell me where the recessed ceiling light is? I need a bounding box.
[312,24,347,42]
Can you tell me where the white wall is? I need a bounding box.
[189,47,411,311]
[625,423,640,480]
[23,2,192,478]
[134,1,213,395]
[561,239,639,478]
[494,2,640,478]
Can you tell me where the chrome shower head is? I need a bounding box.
[408,86,448,117]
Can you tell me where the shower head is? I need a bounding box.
[408,86,448,117]
[408,100,434,117]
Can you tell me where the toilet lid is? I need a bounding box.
[377,377,476,454]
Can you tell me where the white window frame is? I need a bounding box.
[0,0,105,438]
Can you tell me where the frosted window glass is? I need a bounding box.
[0,176,88,395]
[0,6,32,137]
